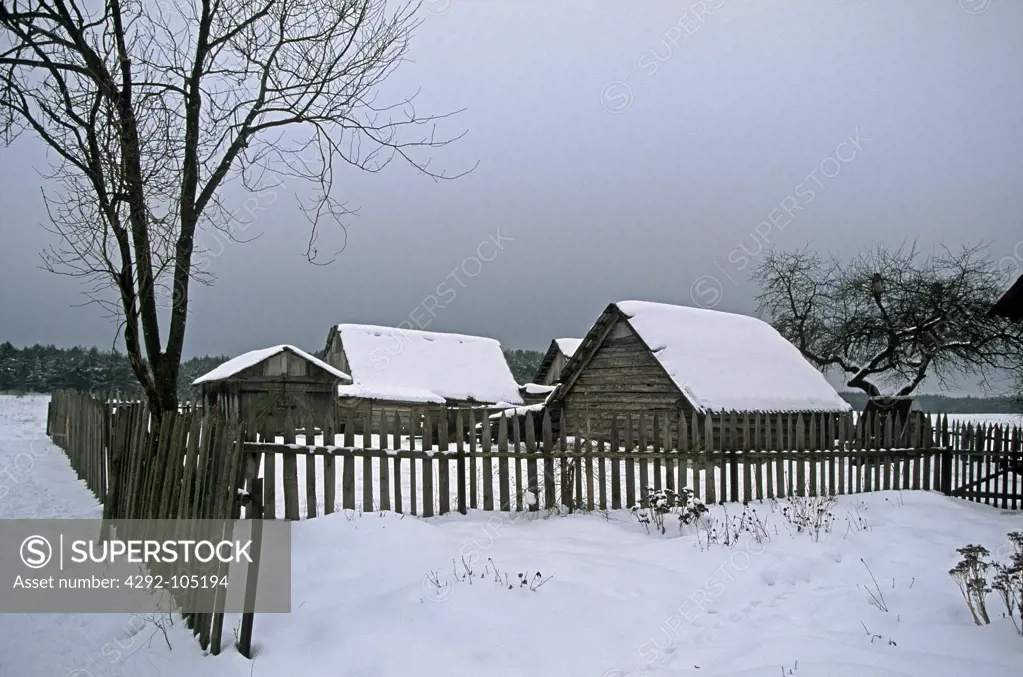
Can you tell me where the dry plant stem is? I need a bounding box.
[860,558,889,613]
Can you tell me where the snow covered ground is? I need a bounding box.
[1,394,1022,677]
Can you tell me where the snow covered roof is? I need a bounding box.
[192,345,350,385]
[554,338,583,358]
[490,388,557,419]
[574,301,851,414]
[521,383,557,395]
[333,324,523,406]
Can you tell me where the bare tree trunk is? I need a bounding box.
[1,0,470,421]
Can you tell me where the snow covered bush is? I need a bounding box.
[778,495,837,542]
[949,545,993,626]
[732,504,771,545]
[947,534,1023,633]
[631,487,708,535]
[991,532,1023,636]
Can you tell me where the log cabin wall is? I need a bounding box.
[554,317,692,440]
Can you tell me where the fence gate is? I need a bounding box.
[943,423,1023,510]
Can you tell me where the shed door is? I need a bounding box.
[240,386,334,439]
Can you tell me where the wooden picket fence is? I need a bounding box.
[46,388,109,501]
[46,390,253,656]
[243,406,1023,519]
[938,417,1023,508]
[46,391,1023,527]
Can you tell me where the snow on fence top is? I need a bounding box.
[554,337,583,358]
[615,300,852,414]
[334,324,523,406]
[192,345,350,385]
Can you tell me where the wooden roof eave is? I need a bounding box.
[323,325,339,356]
[990,273,1023,322]
[337,395,444,409]
[531,340,563,384]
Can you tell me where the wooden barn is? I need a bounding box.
[193,345,351,432]
[546,300,852,441]
[322,323,523,433]
[991,273,1023,322]
[533,338,583,386]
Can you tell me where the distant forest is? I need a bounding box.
[0,342,546,397]
[837,390,1022,414]
[1,342,1019,413]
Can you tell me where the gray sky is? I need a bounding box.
[1,0,1021,385]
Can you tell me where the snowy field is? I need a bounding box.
[2,393,1022,677]
[940,413,1023,428]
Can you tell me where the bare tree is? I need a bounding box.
[753,242,1023,401]
[1,0,467,417]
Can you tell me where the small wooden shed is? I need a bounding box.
[193,345,351,433]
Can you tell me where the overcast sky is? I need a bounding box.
[1,0,1021,388]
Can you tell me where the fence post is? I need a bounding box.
[525,411,539,513]
[727,412,739,503]
[456,408,466,515]
[237,477,264,659]
[939,448,953,495]
[543,410,556,510]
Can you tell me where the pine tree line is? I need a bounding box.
[0,342,229,397]
[504,349,546,384]
[0,342,547,397]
